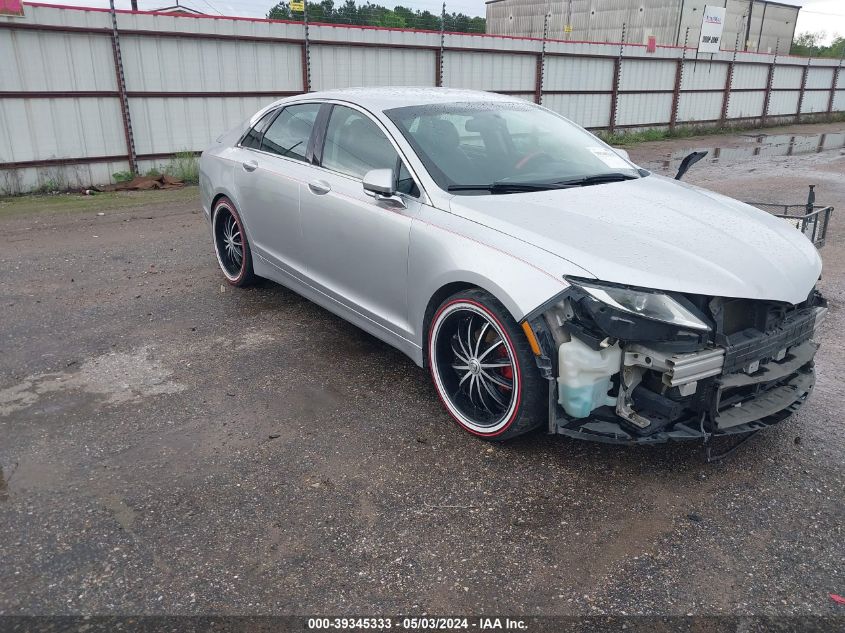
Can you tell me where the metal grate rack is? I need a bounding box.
[746,185,834,248]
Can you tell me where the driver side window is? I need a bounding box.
[322,106,398,180]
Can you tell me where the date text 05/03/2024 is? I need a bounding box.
[307,617,529,630]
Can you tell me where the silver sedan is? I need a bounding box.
[200,87,825,444]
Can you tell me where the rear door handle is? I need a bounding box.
[242,160,258,172]
[308,179,331,195]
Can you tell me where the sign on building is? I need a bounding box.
[698,5,726,53]
[0,0,25,16]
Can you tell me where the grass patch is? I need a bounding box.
[598,111,845,146]
[163,151,200,184]
[599,124,748,146]
[0,187,199,218]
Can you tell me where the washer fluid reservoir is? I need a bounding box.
[557,337,622,418]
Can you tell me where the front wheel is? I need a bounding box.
[212,196,255,287]
[428,289,546,440]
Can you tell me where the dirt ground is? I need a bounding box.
[1,121,844,618]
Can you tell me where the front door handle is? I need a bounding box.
[242,160,258,172]
[308,179,331,195]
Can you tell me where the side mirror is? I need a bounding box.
[363,168,395,196]
[362,168,405,208]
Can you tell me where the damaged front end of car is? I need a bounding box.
[522,277,828,445]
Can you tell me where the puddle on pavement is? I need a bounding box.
[658,130,845,170]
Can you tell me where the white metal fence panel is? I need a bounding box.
[805,67,835,90]
[834,91,845,112]
[680,61,728,91]
[767,90,801,116]
[121,36,304,92]
[0,30,116,91]
[619,59,676,91]
[315,23,438,47]
[677,91,723,122]
[115,9,304,40]
[543,56,614,92]
[310,45,434,90]
[0,97,125,163]
[771,65,803,90]
[732,64,769,90]
[130,96,272,156]
[800,91,831,114]
[543,93,612,128]
[615,93,673,126]
[728,91,766,119]
[442,51,536,91]
[3,161,128,193]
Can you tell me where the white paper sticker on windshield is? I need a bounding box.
[587,147,630,169]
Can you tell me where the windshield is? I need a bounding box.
[384,101,641,195]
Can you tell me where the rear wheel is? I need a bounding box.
[212,197,255,287]
[428,289,545,440]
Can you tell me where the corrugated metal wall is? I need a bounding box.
[1,3,842,192]
[486,0,798,52]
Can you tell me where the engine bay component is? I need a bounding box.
[526,282,828,445]
[624,345,725,387]
[557,336,621,418]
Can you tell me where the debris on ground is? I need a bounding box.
[98,174,184,192]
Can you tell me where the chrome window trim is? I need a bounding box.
[309,99,430,205]
[236,97,430,206]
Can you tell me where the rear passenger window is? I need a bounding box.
[240,110,277,149]
[261,103,321,161]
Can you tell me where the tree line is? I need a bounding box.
[790,33,845,58]
[267,0,486,33]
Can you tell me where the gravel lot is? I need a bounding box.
[1,122,844,618]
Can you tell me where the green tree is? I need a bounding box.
[790,31,845,58]
[267,0,485,33]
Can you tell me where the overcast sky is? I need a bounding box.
[48,0,845,44]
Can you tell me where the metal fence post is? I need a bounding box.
[108,0,137,175]
[437,2,446,88]
[535,8,549,104]
[721,31,741,125]
[670,28,689,131]
[828,52,843,114]
[609,23,625,133]
[302,3,311,92]
[796,58,810,123]
[762,62,775,126]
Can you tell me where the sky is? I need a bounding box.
[38,0,845,45]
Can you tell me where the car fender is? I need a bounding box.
[408,204,593,360]
[199,149,241,225]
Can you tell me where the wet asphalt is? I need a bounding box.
[1,122,844,617]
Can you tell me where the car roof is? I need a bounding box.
[280,87,523,113]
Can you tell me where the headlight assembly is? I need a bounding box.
[557,278,712,348]
[573,280,710,331]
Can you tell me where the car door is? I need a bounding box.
[233,102,322,279]
[300,103,422,339]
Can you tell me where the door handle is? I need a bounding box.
[308,180,331,195]
[242,160,258,172]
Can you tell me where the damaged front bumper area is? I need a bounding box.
[523,280,827,445]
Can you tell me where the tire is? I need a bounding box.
[428,288,546,440]
[212,196,255,287]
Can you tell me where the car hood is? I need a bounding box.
[448,175,822,305]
